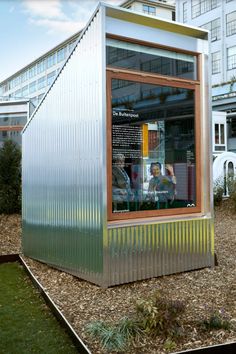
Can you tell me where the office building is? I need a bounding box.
[176,0,236,154]
[0,0,175,146]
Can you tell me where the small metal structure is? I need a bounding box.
[22,3,214,287]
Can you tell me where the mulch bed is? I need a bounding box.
[0,200,235,353]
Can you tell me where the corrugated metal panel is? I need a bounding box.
[22,7,106,285]
[106,218,214,286]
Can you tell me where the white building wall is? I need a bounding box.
[176,0,236,87]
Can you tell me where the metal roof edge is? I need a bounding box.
[0,99,30,106]
[22,2,103,134]
[104,2,208,40]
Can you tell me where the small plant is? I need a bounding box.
[163,338,177,351]
[86,316,142,352]
[136,292,185,338]
[86,293,186,352]
[213,177,224,206]
[228,178,236,211]
[202,308,231,331]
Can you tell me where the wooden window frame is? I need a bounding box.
[106,38,202,222]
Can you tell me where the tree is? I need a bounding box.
[0,140,21,214]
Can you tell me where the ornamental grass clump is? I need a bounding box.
[86,316,142,352]
[86,291,186,352]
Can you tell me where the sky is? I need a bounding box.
[0,0,122,82]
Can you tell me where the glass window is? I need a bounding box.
[0,113,27,128]
[226,11,236,36]
[29,65,37,78]
[29,81,36,94]
[21,70,28,83]
[201,18,220,41]
[22,85,28,97]
[106,39,197,80]
[212,51,221,74]
[47,71,56,86]
[47,53,56,68]
[183,2,188,23]
[57,47,66,62]
[68,40,77,53]
[110,78,196,216]
[37,59,47,74]
[38,93,44,102]
[192,0,220,19]
[15,89,22,98]
[214,123,226,151]
[38,76,46,90]
[143,5,156,16]
[227,46,236,70]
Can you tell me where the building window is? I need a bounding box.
[183,2,188,23]
[21,71,28,83]
[106,38,197,80]
[214,123,226,151]
[57,47,66,63]
[227,46,236,70]
[201,18,220,41]
[38,76,46,90]
[192,0,220,19]
[37,59,47,74]
[47,71,56,86]
[29,65,37,79]
[68,40,77,53]
[38,93,44,102]
[15,89,22,98]
[226,11,236,37]
[29,81,36,94]
[47,53,56,68]
[108,75,198,220]
[22,85,28,97]
[212,51,221,74]
[143,5,156,16]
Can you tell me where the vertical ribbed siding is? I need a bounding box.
[106,218,214,286]
[22,8,105,285]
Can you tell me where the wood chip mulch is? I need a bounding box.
[0,200,235,353]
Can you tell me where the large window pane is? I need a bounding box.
[106,39,197,80]
[111,79,196,214]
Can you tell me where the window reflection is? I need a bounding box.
[111,79,196,213]
[107,39,197,80]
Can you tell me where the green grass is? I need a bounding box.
[0,262,79,354]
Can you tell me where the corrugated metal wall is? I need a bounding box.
[22,4,213,287]
[106,218,214,286]
[22,8,106,285]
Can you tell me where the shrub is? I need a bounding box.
[213,178,224,207]
[228,178,236,211]
[0,140,21,214]
[201,308,231,331]
[136,292,185,338]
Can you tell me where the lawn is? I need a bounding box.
[0,262,79,354]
